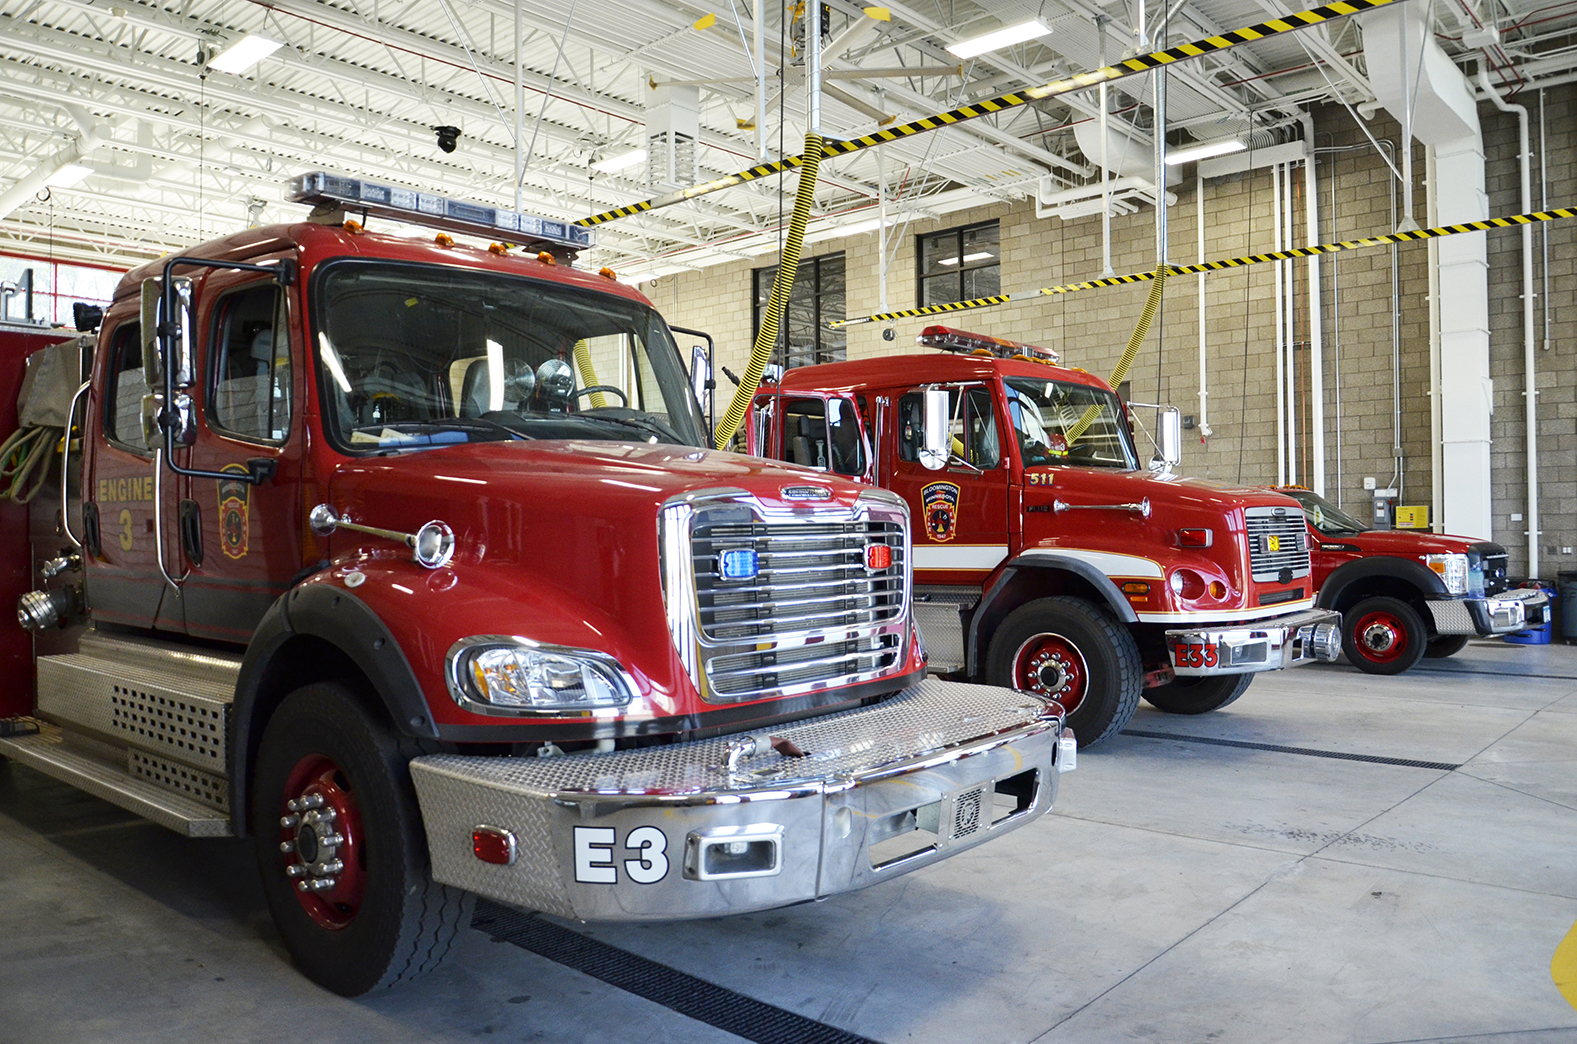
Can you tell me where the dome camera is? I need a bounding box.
[434,125,461,153]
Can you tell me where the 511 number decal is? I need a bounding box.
[1173,642,1219,669]
[573,825,669,885]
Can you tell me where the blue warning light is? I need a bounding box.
[719,548,760,581]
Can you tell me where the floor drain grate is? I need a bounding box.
[472,900,884,1044]
[1120,730,1462,770]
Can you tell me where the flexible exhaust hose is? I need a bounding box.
[713,132,824,448]
[571,339,607,407]
[1067,264,1168,445]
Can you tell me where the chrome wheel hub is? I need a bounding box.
[1361,622,1398,653]
[1029,651,1074,697]
[279,793,346,893]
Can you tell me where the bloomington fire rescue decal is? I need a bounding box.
[921,481,961,543]
[218,464,251,559]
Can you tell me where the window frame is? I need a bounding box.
[896,382,1002,471]
[205,280,293,447]
[751,252,847,370]
[916,220,1001,308]
[101,319,152,457]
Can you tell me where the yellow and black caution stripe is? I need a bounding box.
[1038,205,1577,296]
[577,0,1403,228]
[830,294,1011,327]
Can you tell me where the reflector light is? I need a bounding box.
[472,826,517,865]
[1177,528,1213,548]
[865,544,893,571]
[287,172,595,251]
[917,325,1058,364]
[1120,581,1150,595]
[719,548,760,581]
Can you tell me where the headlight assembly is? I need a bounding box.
[1423,553,1470,596]
[446,636,634,714]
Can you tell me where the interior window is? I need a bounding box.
[210,285,291,442]
[780,397,866,476]
[103,322,149,452]
[896,387,999,469]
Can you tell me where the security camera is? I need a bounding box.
[434,125,461,153]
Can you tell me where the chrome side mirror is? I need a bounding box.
[1151,406,1182,473]
[141,277,195,392]
[140,390,195,448]
[919,387,950,471]
[139,278,163,387]
[689,344,711,416]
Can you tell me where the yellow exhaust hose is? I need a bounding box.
[713,132,824,447]
[1066,264,1167,445]
[571,339,607,407]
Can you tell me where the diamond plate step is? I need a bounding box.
[0,722,232,837]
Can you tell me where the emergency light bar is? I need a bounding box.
[287,172,596,251]
[917,325,1059,364]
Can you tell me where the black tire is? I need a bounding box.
[1142,673,1254,714]
[1342,595,1428,675]
[1424,634,1470,659]
[985,596,1142,747]
[251,682,473,996]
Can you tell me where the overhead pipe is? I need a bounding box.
[1284,159,1297,485]
[1301,113,1325,495]
[0,107,106,221]
[1478,65,1539,577]
[1197,169,1210,438]
[1272,161,1286,486]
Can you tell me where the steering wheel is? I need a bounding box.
[575,385,629,407]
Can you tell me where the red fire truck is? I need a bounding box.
[748,326,1343,746]
[0,177,1072,997]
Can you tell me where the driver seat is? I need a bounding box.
[459,358,492,417]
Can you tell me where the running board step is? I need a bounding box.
[0,723,232,837]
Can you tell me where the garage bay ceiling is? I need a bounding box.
[2,0,1575,272]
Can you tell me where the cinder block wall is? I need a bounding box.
[656,99,1575,576]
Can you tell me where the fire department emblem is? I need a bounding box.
[921,481,960,543]
[217,464,251,559]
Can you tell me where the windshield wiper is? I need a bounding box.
[573,409,687,445]
[353,416,530,441]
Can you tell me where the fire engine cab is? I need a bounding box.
[0,178,1072,996]
[749,325,1344,745]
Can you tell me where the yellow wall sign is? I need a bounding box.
[1395,505,1429,529]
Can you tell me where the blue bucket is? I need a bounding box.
[1505,580,1556,644]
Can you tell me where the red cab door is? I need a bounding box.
[886,383,1011,584]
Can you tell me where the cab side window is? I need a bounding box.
[103,322,149,453]
[896,387,1000,469]
[780,397,866,476]
[210,285,291,443]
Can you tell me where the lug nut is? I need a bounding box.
[280,814,300,829]
[286,799,301,813]
[317,807,336,822]
[301,794,325,809]
[314,859,344,875]
[286,864,307,878]
[279,840,296,854]
[320,833,344,848]
[302,810,320,825]
[297,877,336,893]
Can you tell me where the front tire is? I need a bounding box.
[252,682,472,996]
[1142,673,1254,715]
[1424,634,1470,659]
[1342,596,1427,675]
[986,596,1142,747]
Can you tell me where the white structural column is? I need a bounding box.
[1364,2,1493,541]
[1302,115,1325,496]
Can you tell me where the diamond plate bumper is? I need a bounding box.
[1427,588,1550,636]
[1166,608,1343,676]
[408,679,1063,922]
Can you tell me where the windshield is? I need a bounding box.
[1285,489,1369,534]
[1003,377,1138,469]
[310,260,705,452]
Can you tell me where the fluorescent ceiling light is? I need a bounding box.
[208,34,283,74]
[1165,139,1247,165]
[937,251,994,266]
[43,163,94,188]
[592,149,648,174]
[947,20,1051,59]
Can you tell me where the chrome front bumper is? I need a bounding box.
[1427,588,1551,636]
[1166,608,1343,676]
[408,679,1065,922]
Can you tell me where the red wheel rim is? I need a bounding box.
[1354,610,1409,664]
[1011,633,1089,712]
[278,754,366,931]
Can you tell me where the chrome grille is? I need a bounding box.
[1245,506,1312,582]
[663,492,912,705]
[1475,545,1509,595]
[694,520,906,642]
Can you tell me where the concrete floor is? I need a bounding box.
[3,640,1576,1044]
